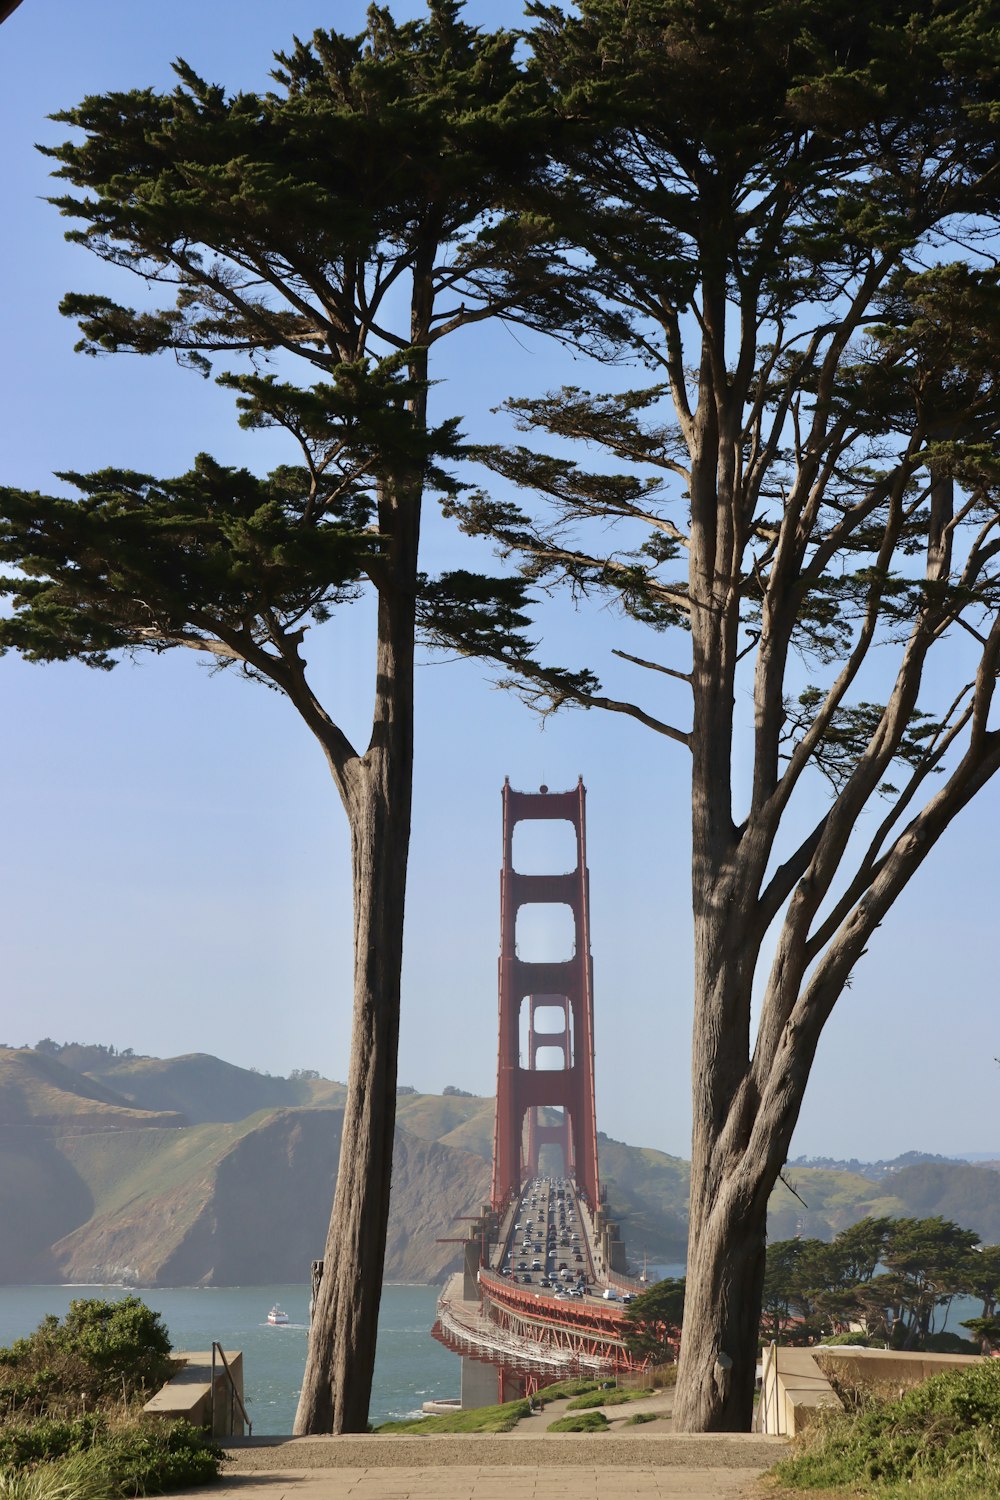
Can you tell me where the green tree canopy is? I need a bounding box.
[622,1276,686,1363]
[454,0,1000,1431]
[764,1217,988,1348]
[0,0,570,1436]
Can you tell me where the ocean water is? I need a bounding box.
[0,1283,459,1434]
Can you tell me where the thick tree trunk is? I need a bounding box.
[674,1189,768,1431]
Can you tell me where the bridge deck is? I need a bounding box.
[438,1175,645,1375]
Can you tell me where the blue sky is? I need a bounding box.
[2,0,998,1164]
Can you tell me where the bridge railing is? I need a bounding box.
[479,1267,632,1334]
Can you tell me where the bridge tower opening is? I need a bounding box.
[491,777,600,1212]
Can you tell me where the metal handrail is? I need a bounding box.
[211,1342,252,1436]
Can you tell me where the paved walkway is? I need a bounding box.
[204,1432,786,1500]
[197,1380,788,1500]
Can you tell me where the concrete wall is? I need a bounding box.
[759,1343,985,1437]
[143,1349,246,1437]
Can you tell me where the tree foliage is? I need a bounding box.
[622,1276,686,1363]
[764,1217,997,1349]
[0,1297,173,1416]
[449,0,1000,1430]
[0,1,569,1436]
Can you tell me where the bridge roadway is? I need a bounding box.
[435,1177,644,1376]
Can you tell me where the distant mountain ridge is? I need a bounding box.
[787,1149,966,1181]
[2,1042,998,1285]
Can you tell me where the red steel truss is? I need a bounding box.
[491,778,600,1211]
[477,1270,638,1369]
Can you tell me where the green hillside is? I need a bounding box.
[0,1047,184,1131]
[596,1135,691,1260]
[4,1043,1000,1285]
[0,1133,93,1279]
[396,1093,496,1160]
[861,1161,1000,1243]
[78,1050,347,1123]
[44,1106,490,1286]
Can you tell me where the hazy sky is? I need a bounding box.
[2,0,998,1164]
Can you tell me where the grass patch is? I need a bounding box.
[773,1358,1000,1496]
[565,1389,646,1410]
[623,1410,660,1426]
[547,1411,609,1433]
[375,1399,529,1434]
[0,1421,219,1497]
[532,1378,603,1403]
[0,1452,109,1500]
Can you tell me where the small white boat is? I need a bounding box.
[267,1304,290,1325]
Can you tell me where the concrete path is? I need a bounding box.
[202,1432,787,1500]
[192,1464,771,1498]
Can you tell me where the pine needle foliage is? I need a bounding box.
[452,0,1000,1433]
[0,2,575,1437]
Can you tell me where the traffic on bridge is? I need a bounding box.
[433,782,651,1402]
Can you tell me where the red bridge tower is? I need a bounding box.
[491,778,601,1212]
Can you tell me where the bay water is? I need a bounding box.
[0,1284,459,1434]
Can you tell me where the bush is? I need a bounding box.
[54,1301,173,1401]
[0,1417,104,1469]
[623,1411,659,1426]
[93,1421,221,1494]
[0,1300,173,1416]
[0,1301,219,1495]
[0,1421,219,1497]
[775,1358,1000,1492]
[0,1451,109,1500]
[547,1410,609,1432]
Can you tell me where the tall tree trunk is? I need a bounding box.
[674,1188,768,1431]
[294,266,428,1435]
[674,901,773,1431]
[294,572,416,1434]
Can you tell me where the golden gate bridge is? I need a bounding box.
[433,780,652,1403]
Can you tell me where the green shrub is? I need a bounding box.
[376,1400,529,1435]
[821,1332,871,1347]
[623,1411,659,1426]
[924,1332,979,1355]
[547,1410,609,1433]
[54,1302,173,1402]
[0,1301,173,1416]
[92,1421,220,1494]
[0,1417,104,1469]
[0,1451,110,1500]
[775,1358,1000,1492]
[0,1302,215,1495]
[0,1419,219,1497]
